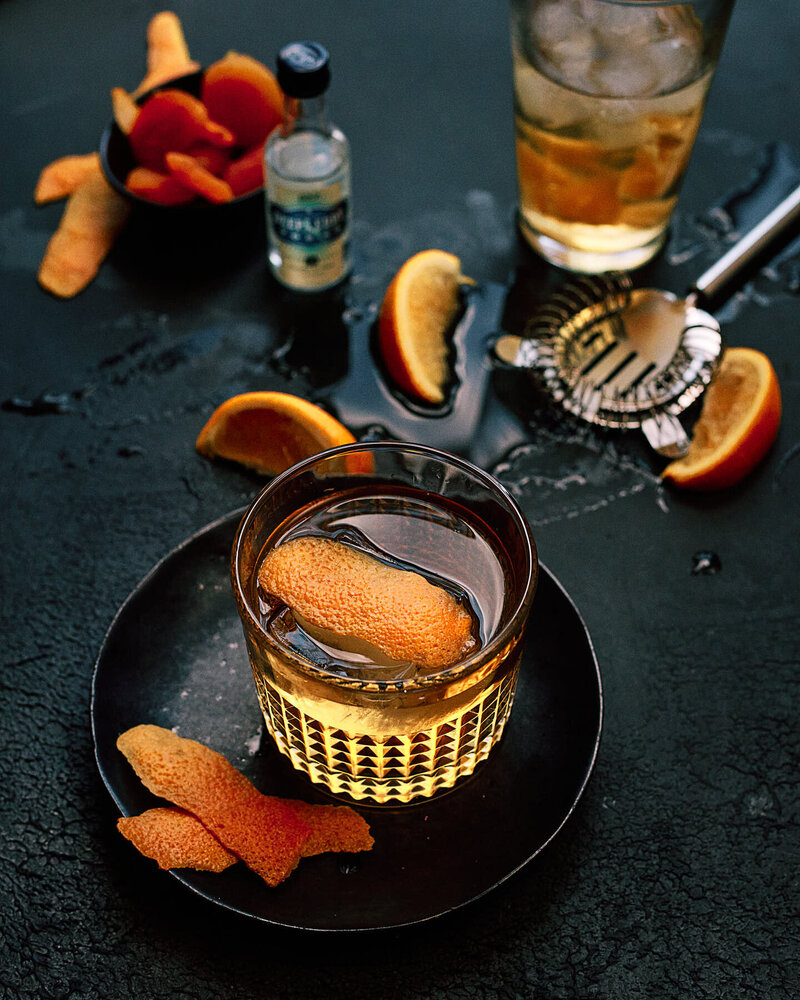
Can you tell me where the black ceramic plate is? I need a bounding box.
[91,510,602,931]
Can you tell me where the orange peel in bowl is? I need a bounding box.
[257,536,477,670]
[377,249,471,405]
[164,151,234,203]
[201,51,284,149]
[110,87,140,136]
[128,89,234,171]
[195,391,357,476]
[661,347,782,491]
[125,165,195,205]
[224,143,266,196]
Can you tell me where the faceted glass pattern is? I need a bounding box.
[254,663,520,803]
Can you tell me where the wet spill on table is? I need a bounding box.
[5,139,799,523]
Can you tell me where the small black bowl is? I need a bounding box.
[98,69,263,226]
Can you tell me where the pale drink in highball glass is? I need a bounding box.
[511,0,735,273]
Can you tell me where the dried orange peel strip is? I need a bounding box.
[224,142,266,196]
[34,153,102,204]
[35,11,200,294]
[116,727,374,881]
[117,807,237,872]
[258,536,476,669]
[129,91,234,171]
[117,725,311,886]
[38,169,131,298]
[279,799,375,857]
[119,798,373,871]
[165,151,234,203]
[132,11,200,98]
[201,51,283,148]
[125,166,195,205]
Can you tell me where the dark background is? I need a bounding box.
[1,1,798,997]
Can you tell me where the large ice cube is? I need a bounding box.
[527,0,703,98]
[647,31,704,93]
[526,0,596,84]
[587,51,660,99]
[531,0,589,51]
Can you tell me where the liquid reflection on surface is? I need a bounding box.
[262,138,799,529]
[491,427,668,525]
[7,138,796,528]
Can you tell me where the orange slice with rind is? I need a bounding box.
[195,391,356,475]
[378,249,472,405]
[662,347,781,491]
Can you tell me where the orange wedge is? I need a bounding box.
[258,536,476,669]
[662,347,781,491]
[377,249,470,405]
[195,391,356,475]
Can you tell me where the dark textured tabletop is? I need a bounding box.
[1,2,798,998]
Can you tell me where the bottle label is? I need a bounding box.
[270,201,348,247]
[268,179,351,291]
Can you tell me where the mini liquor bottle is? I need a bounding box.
[265,41,351,291]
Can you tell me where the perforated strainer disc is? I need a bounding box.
[495,184,800,458]
[494,273,722,457]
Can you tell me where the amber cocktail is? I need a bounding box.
[232,442,537,804]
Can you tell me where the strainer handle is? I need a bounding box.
[641,414,690,459]
[692,184,800,307]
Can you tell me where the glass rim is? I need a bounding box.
[584,0,733,8]
[592,0,700,5]
[231,440,538,693]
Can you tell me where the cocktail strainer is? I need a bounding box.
[495,185,800,457]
